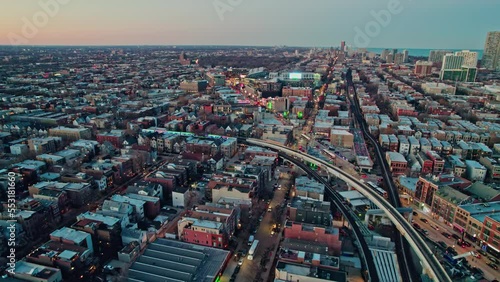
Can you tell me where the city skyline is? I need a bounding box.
[1,0,499,49]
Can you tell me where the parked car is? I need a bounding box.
[437,241,447,249]
[238,258,244,266]
[412,211,418,216]
[451,234,461,240]
[441,232,452,238]
[431,225,439,231]
[478,249,488,256]
[413,223,421,230]
[490,257,499,264]
[420,218,428,224]
[446,247,458,256]
[487,262,498,270]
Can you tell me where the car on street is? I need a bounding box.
[437,241,447,249]
[490,257,499,264]
[478,249,488,256]
[451,234,461,240]
[441,232,452,238]
[446,247,458,256]
[420,229,429,236]
[462,241,471,247]
[431,225,439,230]
[412,211,418,216]
[487,262,498,270]
[267,207,272,212]
[259,216,263,222]
[241,249,247,256]
[238,258,244,266]
[412,223,421,230]
[420,218,428,223]
[471,251,481,259]
[234,265,241,274]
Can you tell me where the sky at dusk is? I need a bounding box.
[1,0,499,49]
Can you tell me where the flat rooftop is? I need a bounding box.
[14,261,59,279]
[460,201,500,215]
[50,227,88,244]
[127,238,230,282]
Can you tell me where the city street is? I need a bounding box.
[413,210,499,280]
[221,173,291,282]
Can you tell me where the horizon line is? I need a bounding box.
[0,44,484,51]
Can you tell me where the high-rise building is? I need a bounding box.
[394,53,404,65]
[428,50,452,64]
[455,50,478,68]
[403,50,409,63]
[460,66,477,82]
[440,54,476,82]
[340,41,345,52]
[441,54,464,70]
[482,31,500,70]
[392,49,398,61]
[381,49,390,61]
[414,61,433,77]
[386,52,394,63]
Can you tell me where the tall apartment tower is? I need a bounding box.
[381,49,390,61]
[403,50,409,63]
[340,41,345,52]
[455,50,478,68]
[482,31,500,70]
[428,50,452,64]
[441,54,464,70]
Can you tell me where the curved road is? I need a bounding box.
[243,138,452,282]
[346,73,415,281]
[278,152,379,282]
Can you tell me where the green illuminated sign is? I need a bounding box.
[267,101,273,110]
[297,111,303,119]
[283,111,289,118]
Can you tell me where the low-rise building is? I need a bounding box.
[385,152,407,176]
[8,261,63,282]
[178,217,227,248]
[127,238,230,282]
[465,160,487,182]
[480,214,500,258]
[330,129,354,148]
[294,176,325,201]
[479,156,500,179]
[288,198,332,227]
[275,261,347,282]
[283,221,342,255]
[431,186,472,225]
[454,201,500,242]
[369,236,402,282]
[49,126,92,141]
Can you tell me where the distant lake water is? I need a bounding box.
[366,48,483,59]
